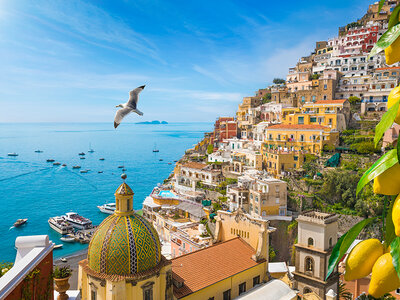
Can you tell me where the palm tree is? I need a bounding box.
[339,281,353,300]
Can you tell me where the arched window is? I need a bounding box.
[304,287,312,294]
[308,238,314,246]
[305,257,314,274]
[329,237,333,248]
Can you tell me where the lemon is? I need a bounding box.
[373,163,400,195]
[387,86,400,124]
[393,194,400,237]
[369,253,400,298]
[386,34,400,65]
[344,239,384,281]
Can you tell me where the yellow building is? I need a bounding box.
[282,100,350,132]
[264,124,339,155]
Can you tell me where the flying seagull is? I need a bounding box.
[114,85,145,128]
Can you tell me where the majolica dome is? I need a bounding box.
[88,177,161,275]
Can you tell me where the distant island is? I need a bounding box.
[135,120,168,125]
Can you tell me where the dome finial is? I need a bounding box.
[121,173,127,181]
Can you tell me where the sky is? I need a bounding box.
[0,0,374,123]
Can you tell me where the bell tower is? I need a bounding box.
[114,173,134,216]
[293,211,339,299]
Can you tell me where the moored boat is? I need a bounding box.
[7,153,18,157]
[62,212,92,230]
[97,203,116,215]
[98,171,103,173]
[53,162,61,166]
[118,165,124,168]
[46,159,55,162]
[78,152,85,156]
[80,170,88,174]
[60,236,75,243]
[14,219,28,227]
[62,164,67,167]
[72,165,81,169]
[54,244,63,249]
[34,150,43,153]
[48,216,73,235]
[99,158,105,161]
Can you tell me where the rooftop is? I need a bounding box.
[297,211,338,224]
[267,124,329,131]
[182,162,208,170]
[172,237,264,299]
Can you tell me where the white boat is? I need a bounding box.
[88,143,95,153]
[7,153,18,157]
[48,216,73,235]
[60,236,75,243]
[62,212,92,230]
[54,244,63,249]
[97,203,116,215]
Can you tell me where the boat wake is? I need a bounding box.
[9,226,14,230]
[0,167,52,182]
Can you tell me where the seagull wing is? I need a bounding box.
[127,85,145,109]
[114,107,132,128]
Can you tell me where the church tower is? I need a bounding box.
[78,174,173,300]
[293,211,339,299]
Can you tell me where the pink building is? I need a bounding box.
[170,223,212,258]
[383,123,400,149]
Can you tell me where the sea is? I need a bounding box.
[0,122,211,262]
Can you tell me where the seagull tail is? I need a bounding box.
[114,122,120,129]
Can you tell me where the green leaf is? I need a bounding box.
[391,237,400,280]
[326,218,376,280]
[398,135,400,163]
[356,149,399,195]
[389,4,400,29]
[385,196,396,247]
[368,23,400,59]
[379,0,386,13]
[374,99,400,147]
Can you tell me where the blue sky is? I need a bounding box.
[0,0,373,123]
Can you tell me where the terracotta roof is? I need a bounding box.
[312,99,347,105]
[267,124,329,131]
[182,162,207,170]
[376,66,400,71]
[172,237,264,299]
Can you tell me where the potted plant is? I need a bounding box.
[53,266,72,300]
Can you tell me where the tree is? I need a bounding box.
[339,281,353,300]
[311,74,320,80]
[269,246,276,262]
[207,144,214,155]
[262,93,272,104]
[273,78,286,85]
[348,96,361,104]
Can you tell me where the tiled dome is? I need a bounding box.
[87,213,161,275]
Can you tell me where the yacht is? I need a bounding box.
[99,158,105,161]
[46,159,55,162]
[53,162,61,166]
[60,235,75,243]
[72,165,81,169]
[80,170,88,174]
[78,152,85,156]
[7,153,18,157]
[153,143,159,153]
[118,165,124,168]
[88,143,95,153]
[97,203,116,215]
[62,212,92,230]
[13,219,27,227]
[48,216,73,235]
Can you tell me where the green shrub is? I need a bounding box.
[53,266,72,279]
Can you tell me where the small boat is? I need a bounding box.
[153,143,159,152]
[97,203,116,214]
[88,143,95,153]
[7,153,18,157]
[60,257,68,262]
[80,157,86,160]
[78,152,85,156]
[60,236,75,243]
[98,171,103,174]
[34,150,43,153]
[48,216,73,235]
[62,212,92,230]
[72,165,81,169]
[118,166,124,168]
[62,164,67,167]
[54,244,63,249]
[14,219,28,227]
[174,160,178,162]
[122,168,127,171]
[80,170,88,174]
[159,159,163,161]
[99,158,105,161]
[53,162,61,166]
[46,159,55,162]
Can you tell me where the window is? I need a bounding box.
[323,95,327,100]
[329,237,333,248]
[308,237,314,246]
[312,95,316,102]
[253,275,261,287]
[300,135,305,142]
[239,282,246,295]
[305,257,314,274]
[298,117,304,125]
[324,84,327,90]
[142,282,154,300]
[310,117,317,123]
[223,289,231,300]
[91,290,97,300]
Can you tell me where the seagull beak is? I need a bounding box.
[139,85,146,89]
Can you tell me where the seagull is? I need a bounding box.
[114,85,145,128]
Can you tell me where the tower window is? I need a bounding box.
[305,257,314,274]
[142,282,154,300]
[308,238,314,246]
[91,290,97,300]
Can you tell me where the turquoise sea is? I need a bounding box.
[0,122,211,262]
